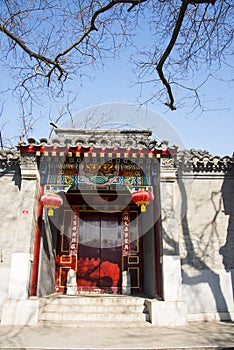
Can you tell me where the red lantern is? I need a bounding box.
[132,189,154,212]
[41,193,63,216]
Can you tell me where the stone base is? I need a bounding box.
[122,271,131,295]
[122,286,131,295]
[66,286,78,295]
[1,298,40,325]
[145,299,187,327]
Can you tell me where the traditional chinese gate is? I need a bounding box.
[55,206,143,294]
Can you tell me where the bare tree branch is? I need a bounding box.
[1,0,147,87]
[156,0,217,110]
[0,24,65,79]
[0,0,233,136]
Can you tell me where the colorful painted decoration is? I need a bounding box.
[41,193,63,216]
[131,189,154,212]
[79,162,119,187]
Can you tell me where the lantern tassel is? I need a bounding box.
[48,208,54,216]
[141,204,146,212]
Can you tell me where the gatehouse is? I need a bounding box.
[0,126,233,326]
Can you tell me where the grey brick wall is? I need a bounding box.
[178,174,234,271]
[0,169,21,268]
[0,168,21,316]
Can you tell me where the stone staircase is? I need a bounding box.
[38,295,150,326]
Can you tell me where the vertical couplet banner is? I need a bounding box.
[70,208,79,255]
[122,208,130,256]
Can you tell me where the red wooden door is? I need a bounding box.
[77,212,122,293]
[55,208,143,294]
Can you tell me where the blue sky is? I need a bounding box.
[55,53,234,157]
[1,46,233,157]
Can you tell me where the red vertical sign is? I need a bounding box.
[122,208,130,256]
[70,208,79,255]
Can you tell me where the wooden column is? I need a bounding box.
[30,186,44,296]
[153,184,163,299]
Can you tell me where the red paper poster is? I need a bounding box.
[70,208,79,255]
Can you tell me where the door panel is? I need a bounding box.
[77,212,121,293]
[99,213,122,291]
[122,210,143,293]
[77,213,101,290]
[55,209,78,292]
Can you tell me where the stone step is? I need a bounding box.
[40,311,147,322]
[40,296,146,306]
[41,304,146,313]
[38,320,152,327]
[38,296,149,325]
